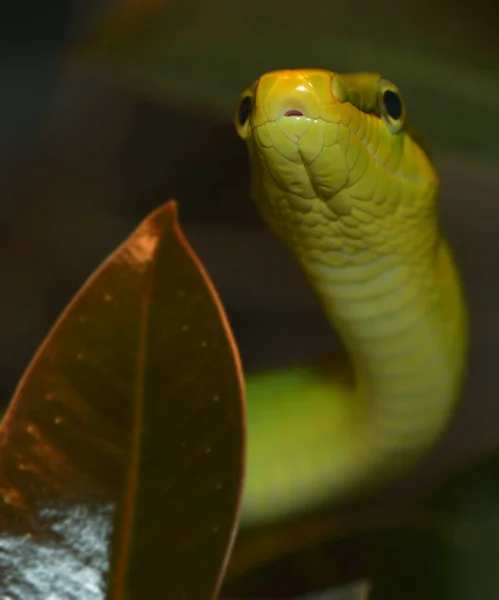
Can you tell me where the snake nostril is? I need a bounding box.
[284,109,304,117]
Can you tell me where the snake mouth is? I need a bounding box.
[284,109,304,117]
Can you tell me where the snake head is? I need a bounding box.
[235,69,438,261]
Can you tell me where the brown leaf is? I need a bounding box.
[0,201,245,599]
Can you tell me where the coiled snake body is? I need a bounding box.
[234,70,467,526]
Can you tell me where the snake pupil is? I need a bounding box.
[238,95,253,126]
[383,89,402,120]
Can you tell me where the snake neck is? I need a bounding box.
[241,128,467,525]
[240,225,467,526]
[293,231,467,468]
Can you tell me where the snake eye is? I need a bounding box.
[378,80,405,133]
[382,90,402,120]
[238,95,253,126]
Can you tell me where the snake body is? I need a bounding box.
[234,70,467,526]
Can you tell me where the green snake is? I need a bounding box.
[234,69,468,527]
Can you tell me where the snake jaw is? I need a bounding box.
[248,71,356,208]
[252,115,351,212]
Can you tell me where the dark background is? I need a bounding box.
[1,0,499,516]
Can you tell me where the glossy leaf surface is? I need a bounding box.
[0,201,245,598]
